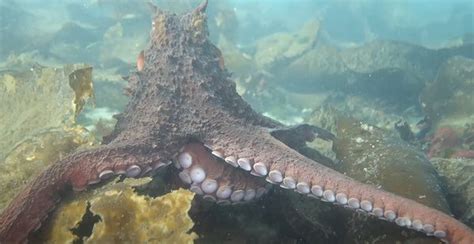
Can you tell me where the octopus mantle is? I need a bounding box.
[1,1,473,243]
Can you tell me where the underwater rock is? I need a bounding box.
[211,7,239,43]
[217,35,256,77]
[47,22,102,64]
[277,41,430,104]
[334,116,450,211]
[0,62,96,210]
[254,19,320,71]
[0,127,94,211]
[191,198,290,243]
[0,63,95,159]
[272,113,445,243]
[52,22,100,48]
[331,116,450,242]
[275,189,340,243]
[0,3,37,59]
[420,56,474,127]
[427,127,462,158]
[340,40,441,82]
[41,178,197,243]
[426,124,474,160]
[277,112,450,243]
[276,45,354,92]
[275,41,473,108]
[98,22,147,70]
[431,158,474,228]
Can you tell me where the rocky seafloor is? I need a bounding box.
[1,1,473,243]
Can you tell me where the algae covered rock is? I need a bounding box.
[0,127,94,211]
[0,63,95,159]
[274,41,434,106]
[276,45,354,92]
[42,178,197,243]
[420,56,474,127]
[0,63,96,211]
[340,40,440,82]
[431,158,474,228]
[274,40,473,107]
[275,189,339,243]
[334,116,449,211]
[217,35,255,76]
[254,19,320,70]
[332,116,449,243]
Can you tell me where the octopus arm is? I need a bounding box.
[0,144,165,243]
[204,124,474,243]
[269,124,335,147]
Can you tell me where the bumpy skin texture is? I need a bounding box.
[1,2,473,243]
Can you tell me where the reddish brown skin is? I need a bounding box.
[428,127,461,158]
[136,50,145,71]
[451,149,474,159]
[1,2,473,243]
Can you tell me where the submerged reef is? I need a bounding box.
[432,158,474,228]
[0,62,96,211]
[254,19,320,71]
[41,178,196,243]
[333,116,450,242]
[290,113,451,243]
[0,62,95,158]
[420,57,474,160]
[420,56,474,127]
[334,116,449,211]
[276,41,474,105]
[0,127,93,212]
[1,2,474,244]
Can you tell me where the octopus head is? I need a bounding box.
[149,0,209,49]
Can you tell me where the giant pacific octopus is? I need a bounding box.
[1,1,473,243]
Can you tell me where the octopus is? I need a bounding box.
[1,1,473,243]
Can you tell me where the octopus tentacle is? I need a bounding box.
[176,143,269,205]
[0,144,167,243]
[203,125,474,243]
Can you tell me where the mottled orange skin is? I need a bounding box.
[136,50,145,71]
[1,1,473,243]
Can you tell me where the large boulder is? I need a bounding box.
[420,56,474,127]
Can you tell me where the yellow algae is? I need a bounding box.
[0,127,95,211]
[43,178,197,244]
[1,73,17,94]
[420,56,474,126]
[0,62,97,210]
[43,197,88,243]
[35,66,57,88]
[218,35,256,76]
[68,66,95,120]
[0,63,95,159]
[254,19,320,70]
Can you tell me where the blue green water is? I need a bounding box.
[0,0,473,243]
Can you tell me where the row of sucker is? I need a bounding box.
[204,143,449,241]
[76,161,172,191]
[175,144,270,205]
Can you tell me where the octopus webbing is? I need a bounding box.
[1,1,473,243]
